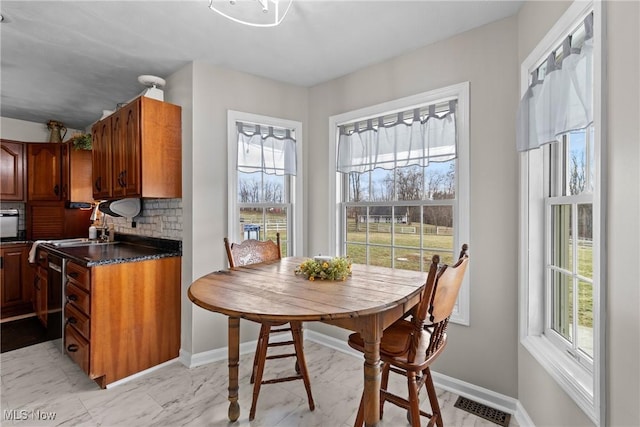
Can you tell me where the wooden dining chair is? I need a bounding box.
[348,244,469,427]
[223,233,315,421]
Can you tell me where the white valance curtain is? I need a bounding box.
[516,13,593,152]
[236,122,297,176]
[337,100,457,174]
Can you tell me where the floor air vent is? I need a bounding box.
[453,396,511,426]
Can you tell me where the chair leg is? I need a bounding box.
[290,321,315,411]
[249,324,271,421]
[407,371,421,427]
[423,367,443,427]
[250,326,267,384]
[380,362,390,419]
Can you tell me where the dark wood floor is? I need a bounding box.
[1,314,58,353]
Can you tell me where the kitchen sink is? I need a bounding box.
[49,238,119,248]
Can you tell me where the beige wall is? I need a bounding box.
[517,1,640,426]
[305,16,520,398]
[179,62,309,354]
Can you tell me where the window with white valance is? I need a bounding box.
[516,13,593,152]
[337,100,457,173]
[236,122,297,176]
[227,112,303,256]
[329,83,470,325]
[517,2,604,424]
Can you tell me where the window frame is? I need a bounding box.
[518,1,606,425]
[227,110,304,256]
[328,82,470,325]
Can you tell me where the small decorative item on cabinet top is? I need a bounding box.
[295,256,352,282]
[70,133,92,150]
[47,119,67,143]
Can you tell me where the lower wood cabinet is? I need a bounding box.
[0,243,34,319]
[64,256,180,388]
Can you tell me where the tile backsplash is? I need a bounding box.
[0,199,182,241]
[105,198,182,240]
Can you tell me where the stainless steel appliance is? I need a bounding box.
[0,209,19,240]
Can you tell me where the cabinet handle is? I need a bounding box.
[67,344,79,353]
[0,256,3,269]
[67,317,77,325]
[54,184,60,196]
[118,171,125,188]
[67,294,78,302]
[121,170,127,187]
[68,272,79,279]
[95,177,102,192]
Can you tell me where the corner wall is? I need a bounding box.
[306,16,520,398]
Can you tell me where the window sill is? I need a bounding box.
[521,334,597,424]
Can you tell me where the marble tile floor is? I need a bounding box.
[1,340,517,426]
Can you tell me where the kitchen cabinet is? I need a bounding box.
[0,140,26,201]
[64,256,180,388]
[0,243,34,319]
[91,119,112,200]
[26,142,93,240]
[91,96,182,200]
[28,143,64,201]
[33,248,48,326]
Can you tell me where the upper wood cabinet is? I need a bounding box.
[91,96,182,200]
[0,140,26,201]
[91,118,112,200]
[28,143,63,201]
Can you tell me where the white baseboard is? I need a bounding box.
[181,329,534,426]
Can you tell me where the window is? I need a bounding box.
[329,82,470,324]
[518,2,604,424]
[227,111,304,256]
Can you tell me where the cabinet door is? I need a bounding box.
[28,144,62,201]
[112,100,141,198]
[91,119,113,199]
[27,202,65,240]
[0,140,25,201]
[1,246,25,307]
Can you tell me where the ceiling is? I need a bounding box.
[0,1,523,130]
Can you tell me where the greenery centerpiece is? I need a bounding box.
[295,256,352,281]
[71,133,92,150]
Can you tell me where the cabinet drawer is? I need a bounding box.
[65,282,90,315]
[65,302,90,340]
[66,261,90,291]
[65,324,89,374]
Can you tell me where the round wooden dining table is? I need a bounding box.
[188,256,426,427]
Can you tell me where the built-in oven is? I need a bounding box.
[46,253,64,349]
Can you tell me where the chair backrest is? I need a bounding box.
[409,244,469,363]
[224,233,281,268]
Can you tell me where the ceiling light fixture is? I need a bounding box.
[208,0,292,28]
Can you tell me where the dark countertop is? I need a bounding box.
[38,234,182,267]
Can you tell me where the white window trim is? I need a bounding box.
[227,110,304,255]
[518,1,606,425]
[328,82,470,325]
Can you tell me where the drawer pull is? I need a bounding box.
[68,272,79,279]
[67,344,79,353]
[67,294,78,302]
[67,317,77,325]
